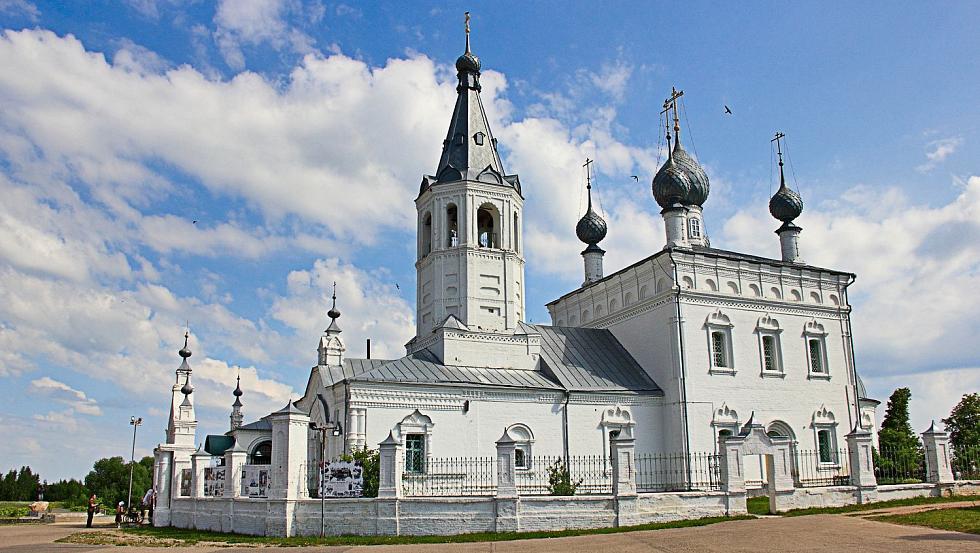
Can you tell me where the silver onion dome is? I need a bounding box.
[672,141,710,207]
[576,207,607,245]
[769,149,803,223]
[652,156,691,209]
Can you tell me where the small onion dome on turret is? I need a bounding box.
[232,374,243,407]
[178,332,192,359]
[180,378,194,396]
[576,180,607,245]
[769,165,804,224]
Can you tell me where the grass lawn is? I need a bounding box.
[873,506,980,535]
[779,494,976,517]
[57,515,752,547]
[747,496,771,515]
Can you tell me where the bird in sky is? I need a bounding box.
[724,105,733,115]
[192,220,198,224]
[395,283,400,290]
[630,175,639,182]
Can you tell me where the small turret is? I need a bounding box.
[317,282,346,366]
[576,159,607,286]
[166,329,197,448]
[230,372,244,431]
[769,132,804,263]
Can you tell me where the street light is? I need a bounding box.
[127,416,143,515]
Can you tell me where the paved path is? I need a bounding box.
[1,512,978,553]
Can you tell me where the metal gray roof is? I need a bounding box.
[341,327,662,395]
[318,358,390,387]
[533,325,662,393]
[237,418,271,431]
[351,349,562,390]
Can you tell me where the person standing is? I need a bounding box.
[115,501,124,529]
[86,494,97,528]
[140,488,154,524]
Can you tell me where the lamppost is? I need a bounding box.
[127,416,143,514]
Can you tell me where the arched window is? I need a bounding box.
[609,298,618,312]
[804,320,830,377]
[810,291,821,304]
[706,278,718,292]
[446,204,458,247]
[249,441,272,465]
[766,421,795,440]
[790,289,802,302]
[748,283,761,297]
[624,292,634,306]
[421,212,432,256]
[507,424,534,470]
[770,287,782,299]
[477,204,499,248]
[706,310,735,374]
[689,217,701,238]
[727,281,740,294]
[639,285,649,300]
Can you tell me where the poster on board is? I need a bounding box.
[319,460,364,498]
[242,466,269,497]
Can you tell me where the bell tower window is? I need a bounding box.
[477,204,498,248]
[447,204,458,247]
[513,212,520,252]
[421,212,432,256]
[689,217,701,238]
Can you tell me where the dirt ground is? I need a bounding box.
[1,507,978,553]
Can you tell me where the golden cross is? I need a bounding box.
[465,12,470,36]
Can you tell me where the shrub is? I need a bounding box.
[547,460,581,496]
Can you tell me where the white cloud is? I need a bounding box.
[212,0,320,70]
[0,0,39,21]
[916,137,962,172]
[29,376,102,416]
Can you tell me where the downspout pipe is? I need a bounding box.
[842,274,863,432]
[562,391,570,462]
[666,250,692,464]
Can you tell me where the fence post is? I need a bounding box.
[922,421,955,485]
[611,428,638,527]
[190,447,209,498]
[845,424,878,503]
[494,428,520,533]
[224,440,247,498]
[268,400,310,503]
[719,434,747,515]
[377,431,402,498]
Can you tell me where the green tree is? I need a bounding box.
[84,456,152,509]
[547,459,581,496]
[16,466,40,501]
[876,388,924,483]
[943,393,980,478]
[46,478,89,508]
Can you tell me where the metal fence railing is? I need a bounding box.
[874,446,926,484]
[635,452,722,492]
[953,448,980,481]
[516,455,612,495]
[401,457,497,497]
[794,449,850,488]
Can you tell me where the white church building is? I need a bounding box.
[148,21,964,538]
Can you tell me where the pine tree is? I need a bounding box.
[875,387,924,483]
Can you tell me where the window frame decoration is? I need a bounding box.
[812,405,840,466]
[506,424,534,471]
[803,320,831,380]
[396,409,434,473]
[705,310,736,375]
[756,314,785,378]
[711,403,739,448]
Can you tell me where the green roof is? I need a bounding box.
[204,434,235,456]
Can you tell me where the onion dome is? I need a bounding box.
[232,374,243,407]
[672,141,710,206]
[180,375,194,396]
[178,331,192,359]
[652,156,691,209]
[576,181,607,245]
[769,156,803,223]
[325,282,342,334]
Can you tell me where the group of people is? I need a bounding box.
[85,488,156,529]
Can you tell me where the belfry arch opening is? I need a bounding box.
[421,212,432,256]
[447,204,458,247]
[477,204,499,248]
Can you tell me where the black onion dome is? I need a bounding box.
[769,182,804,223]
[456,51,480,74]
[327,305,341,320]
[181,378,194,396]
[672,142,710,206]
[652,156,691,209]
[233,376,243,397]
[576,207,607,245]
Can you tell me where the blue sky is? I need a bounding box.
[0,0,977,480]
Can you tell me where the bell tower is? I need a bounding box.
[414,13,526,337]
